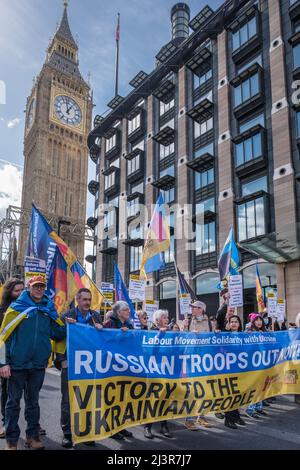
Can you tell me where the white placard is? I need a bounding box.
[24,257,46,286]
[179,293,191,318]
[100,282,114,304]
[276,299,286,322]
[144,300,159,323]
[267,293,277,318]
[228,275,243,307]
[129,275,145,302]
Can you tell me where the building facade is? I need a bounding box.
[87,0,300,323]
[19,2,92,264]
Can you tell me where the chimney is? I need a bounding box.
[171,3,190,40]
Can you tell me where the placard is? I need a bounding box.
[267,293,277,318]
[129,275,145,302]
[179,293,191,318]
[144,300,159,323]
[228,275,243,307]
[100,282,114,305]
[24,256,46,286]
[276,299,286,322]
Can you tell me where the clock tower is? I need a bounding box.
[19,1,92,264]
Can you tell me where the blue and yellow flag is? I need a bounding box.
[218,226,239,282]
[140,194,170,279]
[27,204,103,314]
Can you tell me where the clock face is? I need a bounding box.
[54,95,82,127]
[27,98,35,129]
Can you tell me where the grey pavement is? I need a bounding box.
[0,368,300,451]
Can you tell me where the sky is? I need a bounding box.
[0,0,223,266]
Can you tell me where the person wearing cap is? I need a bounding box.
[0,275,66,450]
[183,300,212,430]
[244,313,267,419]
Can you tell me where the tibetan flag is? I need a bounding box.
[140,194,170,279]
[256,264,266,314]
[218,227,239,281]
[71,261,104,311]
[114,261,136,322]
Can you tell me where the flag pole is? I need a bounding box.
[115,13,120,96]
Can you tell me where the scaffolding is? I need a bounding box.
[0,205,94,282]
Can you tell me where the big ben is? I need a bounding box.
[19,1,92,264]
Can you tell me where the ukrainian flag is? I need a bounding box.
[140,194,170,279]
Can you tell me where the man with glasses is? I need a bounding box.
[0,276,66,450]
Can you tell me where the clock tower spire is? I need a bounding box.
[19,2,93,265]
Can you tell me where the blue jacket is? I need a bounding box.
[5,290,66,370]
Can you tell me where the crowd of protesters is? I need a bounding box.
[0,277,299,450]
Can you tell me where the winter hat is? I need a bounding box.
[249,313,263,323]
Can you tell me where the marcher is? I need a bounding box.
[137,310,148,330]
[183,300,211,429]
[0,278,24,439]
[222,315,246,429]
[245,313,267,419]
[55,288,103,449]
[103,301,135,441]
[216,288,234,331]
[143,309,173,439]
[0,276,66,450]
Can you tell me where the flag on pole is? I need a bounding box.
[140,194,170,279]
[256,264,266,314]
[218,226,239,282]
[27,204,104,314]
[174,260,196,320]
[116,13,120,43]
[114,261,136,322]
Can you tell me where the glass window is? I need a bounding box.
[160,165,175,178]
[127,197,140,218]
[127,154,140,175]
[130,246,143,272]
[161,188,175,204]
[234,73,260,107]
[242,262,277,289]
[160,142,174,160]
[132,140,144,151]
[160,118,174,130]
[237,54,262,74]
[160,281,176,299]
[128,113,141,135]
[235,131,262,166]
[242,176,267,196]
[239,113,265,133]
[196,272,219,294]
[105,134,116,152]
[237,197,266,241]
[194,117,213,138]
[195,168,214,190]
[194,142,214,158]
[194,69,212,89]
[294,44,300,70]
[196,197,215,214]
[160,98,174,116]
[196,221,216,255]
[232,17,257,52]
[104,171,115,190]
[131,181,144,194]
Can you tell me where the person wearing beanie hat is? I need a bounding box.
[244,312,267,419]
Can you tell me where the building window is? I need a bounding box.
[161,188,175,204]
[235,132,262,167]
[194,117,213,139]
[127,198,140,218]
[237,54,262,74]
[129,224,143,240]
[194,69,212,89]
[194,142,214,158]
[131,180,144,194]
[196,221,216,255]
[293,43,300,70]
[196,197,215,214]
[195,168,214,190]
[234,73,259,107]
[232,17,257,52]
[160,98,174,116]
[239,113,265,133]
[160,142,174,160]
[128,113,141,135]
[160,165,175,178]
[130,246,143,272]
[105,172,116,190]
[237,197,266,241]
[104,196,118,229]
[105,134,116,152]
[131,139,144,151]
[241,175,267,196]
[164,212,175,264]
[159,281,176,299]
[127,154,140,175]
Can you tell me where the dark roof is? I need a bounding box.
[47,51,83,81]
[56,6,77,48]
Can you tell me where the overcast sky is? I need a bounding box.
[0,0,223,267]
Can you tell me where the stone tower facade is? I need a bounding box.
[19,2,92,264]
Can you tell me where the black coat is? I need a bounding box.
[216,303,228,331]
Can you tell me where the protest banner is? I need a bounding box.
[68,324,300,444]
[100,282,114,305]
[144,300,159,323]
[129,275,145,302]
[276,299,286,322]
[228,275,243,307]
[24,256,46,286]
[267,293,277,318]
